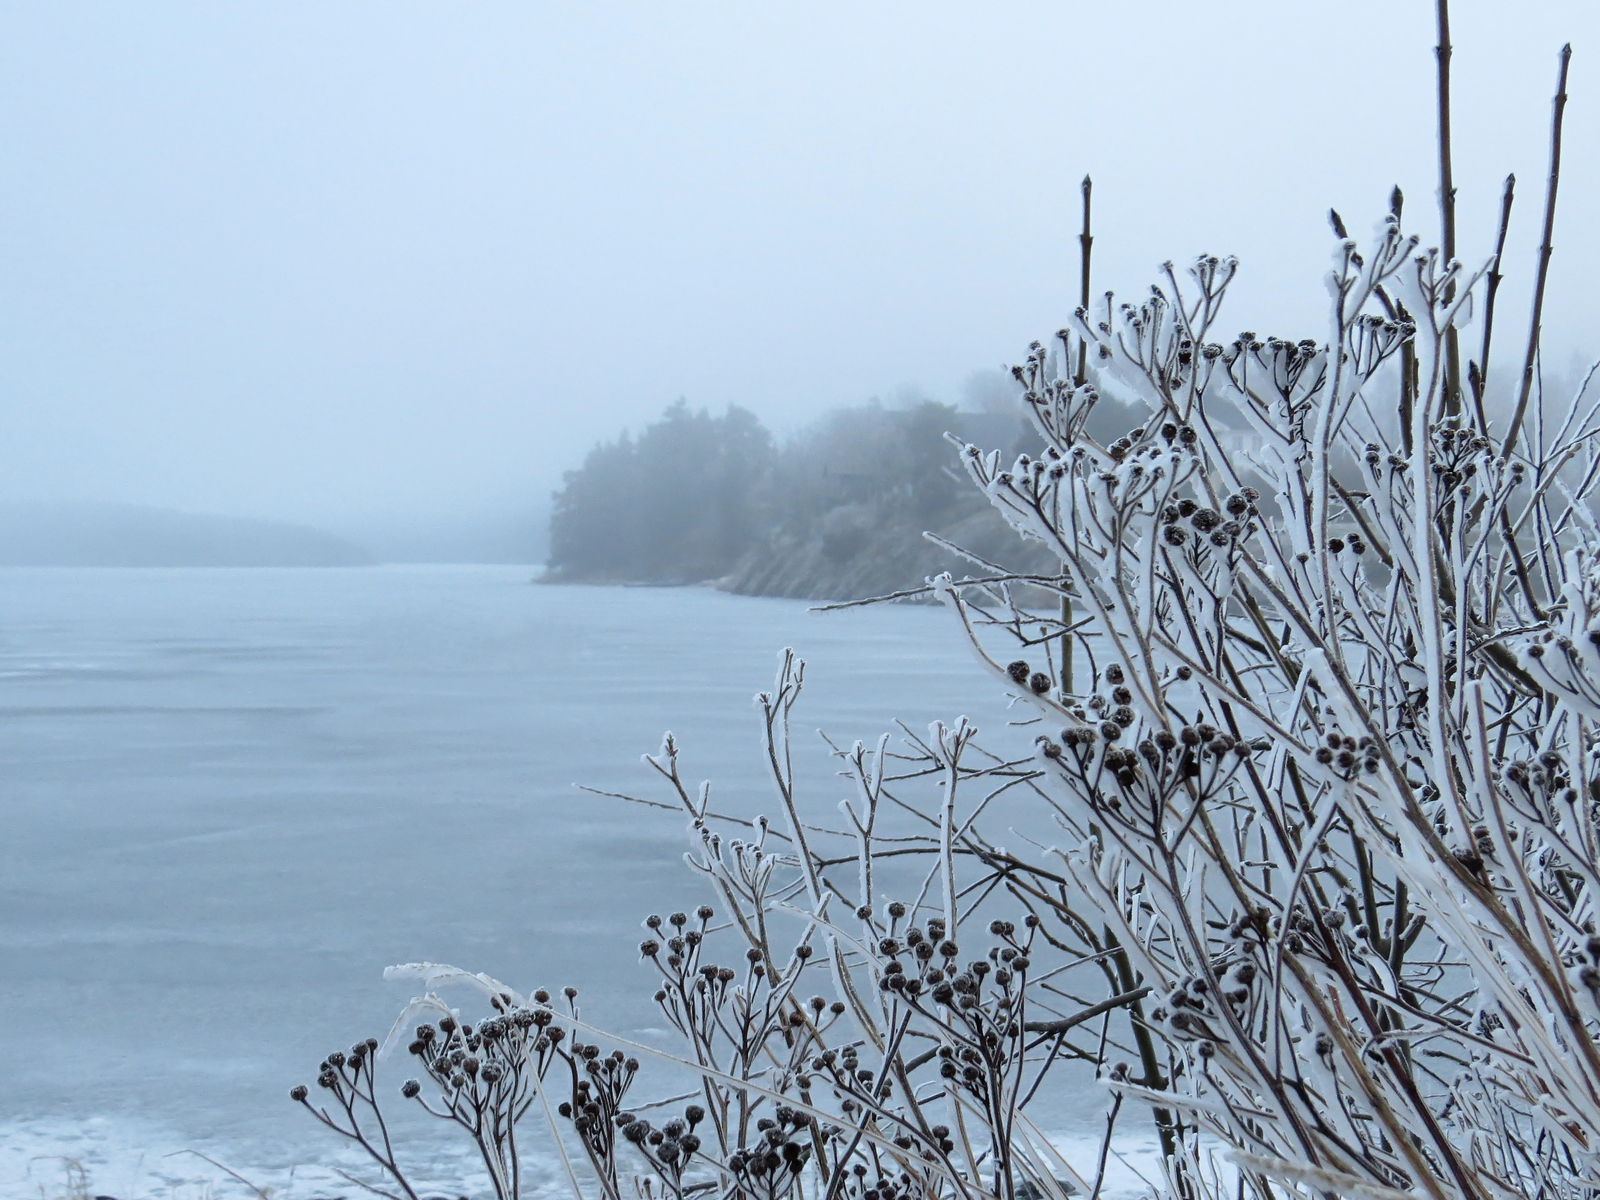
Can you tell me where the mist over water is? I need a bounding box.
[1,2,1594,547]
[4,4,1599,1197]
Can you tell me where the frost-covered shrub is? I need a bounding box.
[295,213,1600,1200]
[293,35,1600,1200]
[292,658,1138,1200]
[930,220,1600,1200]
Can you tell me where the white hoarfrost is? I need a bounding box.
[298,220,1600,1200]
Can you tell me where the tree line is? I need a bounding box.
[545,391,1139,598]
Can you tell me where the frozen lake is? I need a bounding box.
[0,566,1159,1198]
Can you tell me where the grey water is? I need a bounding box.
[0,566,1157,1198]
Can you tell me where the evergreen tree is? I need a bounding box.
[548,400,774,583]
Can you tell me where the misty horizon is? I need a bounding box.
[2,1,1596,546]
[0,378,1025,565]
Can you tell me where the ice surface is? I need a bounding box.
[0,566,1148,1197]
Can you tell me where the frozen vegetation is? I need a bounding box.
[289,25,1600,1196]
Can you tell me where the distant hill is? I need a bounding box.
[0,503,374,567]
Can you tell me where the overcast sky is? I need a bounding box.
[0,1,1595,540]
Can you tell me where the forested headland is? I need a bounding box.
[544,386,1140,600]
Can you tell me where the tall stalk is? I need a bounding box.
[1505,43,1574,457]
[1470,173,1516,432]
[1061,175,1093,697]
[1436,0,1463,420]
